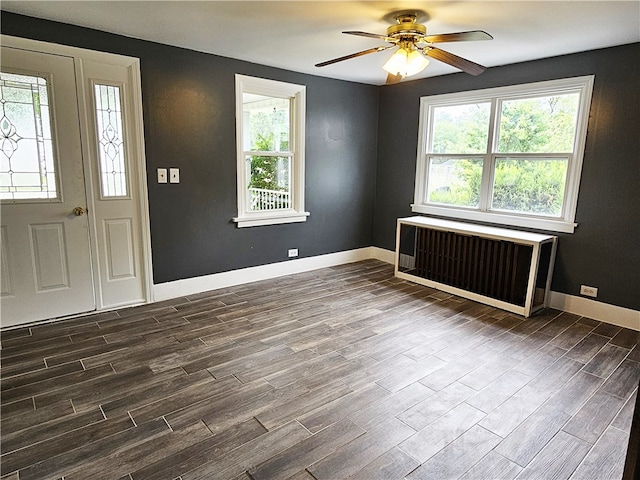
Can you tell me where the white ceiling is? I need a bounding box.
[3,1,639,85]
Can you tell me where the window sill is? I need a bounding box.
[233,211,310,228]
[410,204,577,233]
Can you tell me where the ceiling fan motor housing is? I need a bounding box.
[386,14,427,38]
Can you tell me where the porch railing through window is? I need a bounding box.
[249,187,290,211]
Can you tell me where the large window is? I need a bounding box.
[413,76,594,233]
[234,75,308,228]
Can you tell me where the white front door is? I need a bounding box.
[1,47,96,327]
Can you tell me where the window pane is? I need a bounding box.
[247,155,291,211]
[0,72,58,200]
[242,94,290,152]
[431,103,490,154]
[492,157,568,216]
[94,84,127,197]
[427,157,483,207]
[497,94,580,153]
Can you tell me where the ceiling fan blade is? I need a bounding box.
[424,46,487,76]
[315,45,394,67]
[385,73,404,85]
[424,30,493,43]
[343,31,393,42]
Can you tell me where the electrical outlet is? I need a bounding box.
[157,168,167,183]
[580,285,598,298]
[288,248,298,258]
[169,168,180,183]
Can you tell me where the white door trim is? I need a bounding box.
[2,34,154,313]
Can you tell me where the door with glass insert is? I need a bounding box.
[1,47,95,326]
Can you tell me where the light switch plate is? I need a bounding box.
[169,168,180,183]
[157,168,167,183]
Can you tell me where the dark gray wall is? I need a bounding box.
[1,12,379,284]
[374,43,640,311]
[3,12,639,312]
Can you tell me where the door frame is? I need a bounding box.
[2,34,154,315]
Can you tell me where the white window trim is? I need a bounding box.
[233,74,309,228]
[412,76,595,233]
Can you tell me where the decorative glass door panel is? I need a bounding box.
[94,83,128,198]
[0,72,59,201]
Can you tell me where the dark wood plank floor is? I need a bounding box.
[1,260,638,479]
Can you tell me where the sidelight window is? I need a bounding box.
[94,83,128,198]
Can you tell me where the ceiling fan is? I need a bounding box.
[315,11,493,84]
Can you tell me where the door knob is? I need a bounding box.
[73,206,86,216]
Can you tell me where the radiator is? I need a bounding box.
[395,217,557,317]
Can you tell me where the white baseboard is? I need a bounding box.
[370,246,396,264]
[154,246,639,332]
[549,291,640,331]
[154,247,378,301]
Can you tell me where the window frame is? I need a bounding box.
[413,76,594,233]
[233,74,308,228]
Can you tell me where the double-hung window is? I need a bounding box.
[413,76,594,233]
[234,75,308,228]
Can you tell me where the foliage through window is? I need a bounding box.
[234,75,308,227]
[414,76,594,233]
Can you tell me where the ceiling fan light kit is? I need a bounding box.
[316,11,493,84]
[382,45,429,77]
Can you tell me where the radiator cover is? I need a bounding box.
[395,217,557,317]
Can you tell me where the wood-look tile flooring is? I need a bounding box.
[1,260,638,480]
